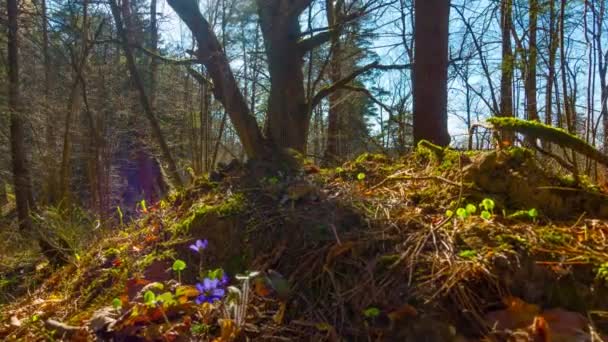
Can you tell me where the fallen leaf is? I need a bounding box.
[325,241,355,265]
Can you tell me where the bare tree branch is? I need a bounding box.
[310,61,411,108]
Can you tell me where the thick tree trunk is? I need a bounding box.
[413,0,451,146]
[167,0,267,159]
[8,0,34,232]
[110,0,183,187]
[258,0,309,152]
[500,0,514,144]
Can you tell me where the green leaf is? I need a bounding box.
[112,297,122,310]
[363,307,381,318]
[528,208,538,218]
[144,290,156,306]
[445,210,454,218]
[465,204,477,214]
[357,173,366,181]
[480,198,495,212]
[480,211,492,220]
[157,292,176,307]
[456,207,468,220]
[139,199,147,213]
[207,268,223,280]
[172,259,186,272]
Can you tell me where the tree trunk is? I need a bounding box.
[8,0,34,232]
[167,0,267,158]
[148,0,158,108]
[559,0,572,132]
[545,0,558,127]
[500,0,514,144]
[0,180,7,206]
[41,0,58,203]
[258,0,309,152]
[525,0,539,124]
[413,0,451,146]
[110,0,183,187]
[324,0,344,163]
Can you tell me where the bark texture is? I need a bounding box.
[413,0,451,146]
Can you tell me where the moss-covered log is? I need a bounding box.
[487,117,608,167]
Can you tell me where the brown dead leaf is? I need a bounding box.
[484,296,540,330]
[325,241,355,265]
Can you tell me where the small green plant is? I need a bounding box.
[465,204,477,215]
[596,263,608,283]
[480,198,495,220]
[116,206,124,227]
[144,290,156,307]
[139,199,148,214]
[172,259,187,283]
[357,172,366,181]
[156,292,177,308]
[112,297,122,310]
[528,208,538,221]
[191,323,211,335]
[456,207,469,220]
[445,210,454,218]
[458,249,477,260]
[363,307,381,318]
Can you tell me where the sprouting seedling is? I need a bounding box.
[139,199,148,214]
[363,307,381,318]
[480,198,495,220]
[465,203,477,215]
[144,290,157,307]
[172,259,187,283]
[116,206,124,227]
[357,172,366,181]
[456,207,469,220]
[112,297,122,311]
[480,198,495,213]
[528,208,538,222]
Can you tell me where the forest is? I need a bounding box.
[1,0,608,340]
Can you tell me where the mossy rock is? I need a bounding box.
[463,150,608,219]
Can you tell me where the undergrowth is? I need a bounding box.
[1,147,608,341]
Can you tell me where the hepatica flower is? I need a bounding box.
[189,239,208,253]
[195,278,225,304]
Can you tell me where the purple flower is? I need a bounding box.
[189,239,208,253]
[195,278,225,304]
[220,274,229,286]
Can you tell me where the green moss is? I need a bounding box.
[133,249,176,272]
[539,228,571,245]
[354,153,390,164]
[172,193,246,235]
[487,117,608,167]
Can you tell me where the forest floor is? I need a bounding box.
[1,144,608,341]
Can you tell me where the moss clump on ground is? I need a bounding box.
[171,192,246,236]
